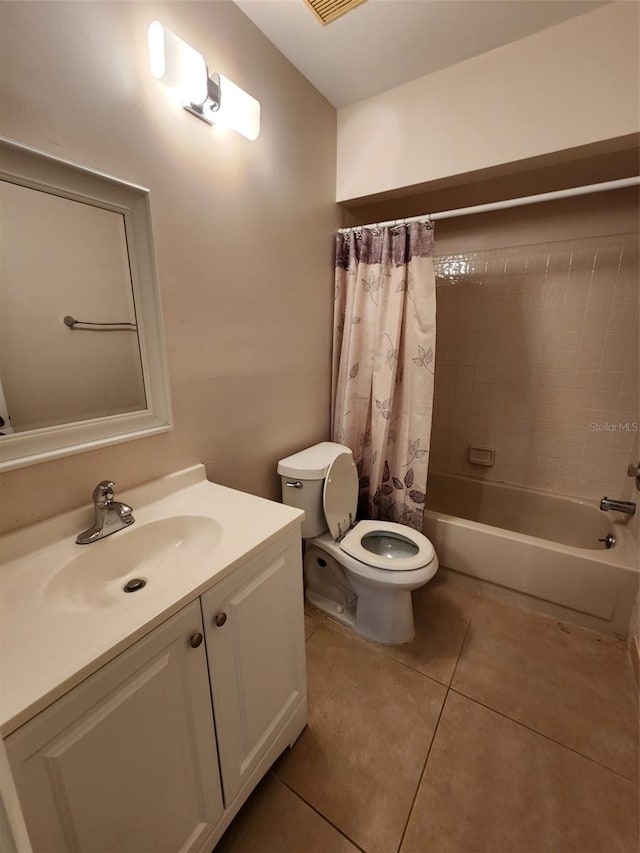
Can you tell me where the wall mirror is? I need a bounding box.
[0,138,172,471]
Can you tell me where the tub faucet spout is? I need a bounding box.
[599,497,636,516]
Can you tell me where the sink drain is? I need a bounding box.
[123,578,146,593]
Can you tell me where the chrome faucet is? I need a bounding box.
[599,497,636,516]
[76,481,135,544]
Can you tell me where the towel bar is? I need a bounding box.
[63,315,137,331]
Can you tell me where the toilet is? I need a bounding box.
[278,441,438,644]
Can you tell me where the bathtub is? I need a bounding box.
[423,472,639,638]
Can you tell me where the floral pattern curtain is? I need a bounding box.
[332,222,436,530]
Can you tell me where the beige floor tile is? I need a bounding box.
[451,596,639,779]
[373,578,477,685]
[306,578,476,685]
[215,773,360,853]
[304,601,325,640]
[401,691,639,853]
[275,625,446,853]
[304,614,315,640]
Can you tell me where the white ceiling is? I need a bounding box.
[233,0,607,108]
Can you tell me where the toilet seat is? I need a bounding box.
[341,520,435,572]
[323,453,436,573]
[323,452,359,540]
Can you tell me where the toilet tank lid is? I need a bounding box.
[277,442,353,479]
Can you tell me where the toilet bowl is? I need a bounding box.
[278,442,438,644]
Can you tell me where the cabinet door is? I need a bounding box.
[5,601,223,853]
[202,532,306,805]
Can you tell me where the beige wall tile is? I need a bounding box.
[432,232,638,500]
[583,308,610,330]
[579,349,605,370]
[618,390,639,411]
[608,306,639,331]
[592,389,621,410]
[600,348,630,371]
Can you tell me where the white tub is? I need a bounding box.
[423,472,639,638]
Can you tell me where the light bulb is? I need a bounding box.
[147,21,207,108]
[213,75,261,141]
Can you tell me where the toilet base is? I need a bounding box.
[306,585,415,645]
[305,589,355,631]
[303,542,421,645]
[348,576,416,644]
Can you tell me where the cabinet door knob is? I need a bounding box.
[189,632,203,648]
[214,612,227,627]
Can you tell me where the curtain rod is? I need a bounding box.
[338,176,640,233]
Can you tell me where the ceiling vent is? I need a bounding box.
[303,0,368,26]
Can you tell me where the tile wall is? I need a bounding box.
[430,232,639,501]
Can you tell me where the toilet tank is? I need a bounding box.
[277,442,352,539]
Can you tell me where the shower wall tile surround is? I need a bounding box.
[430,233,639,502]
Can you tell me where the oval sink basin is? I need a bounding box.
[43,516,222,612]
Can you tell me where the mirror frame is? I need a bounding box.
[0,137,173,471]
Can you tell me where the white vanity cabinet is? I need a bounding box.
[4,600,223,853]
[202,532,307,806]
[3,527,307,853]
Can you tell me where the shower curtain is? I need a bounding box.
[332,221,436,530]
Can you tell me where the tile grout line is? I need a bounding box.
[302,592,636,851]
[395,602,478,852]
[301,598,478,853]
[448,593,479,685]
[304,625,318,643]
[444,595,638,784]
[313,603,475,692]
[395,685,450,853]
[623,652,640,717]
[448,686,638,784]
[273,773,368,853]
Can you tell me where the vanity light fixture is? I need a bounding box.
[147,21,260,141]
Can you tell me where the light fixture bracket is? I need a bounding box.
[184,72,221,125]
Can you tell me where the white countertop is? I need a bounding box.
[0,465,304,737]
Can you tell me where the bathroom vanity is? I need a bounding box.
[0,466,307,852]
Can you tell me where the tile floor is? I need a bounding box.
[216,578,639,853]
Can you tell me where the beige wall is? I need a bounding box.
[337,2,640,202]
[0,181,145,431]
[431,188,640,255]
[0,1,338,534]
[341,143,640,226]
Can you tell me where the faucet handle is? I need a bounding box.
[93,480,115,505]
[117,501,134,519]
